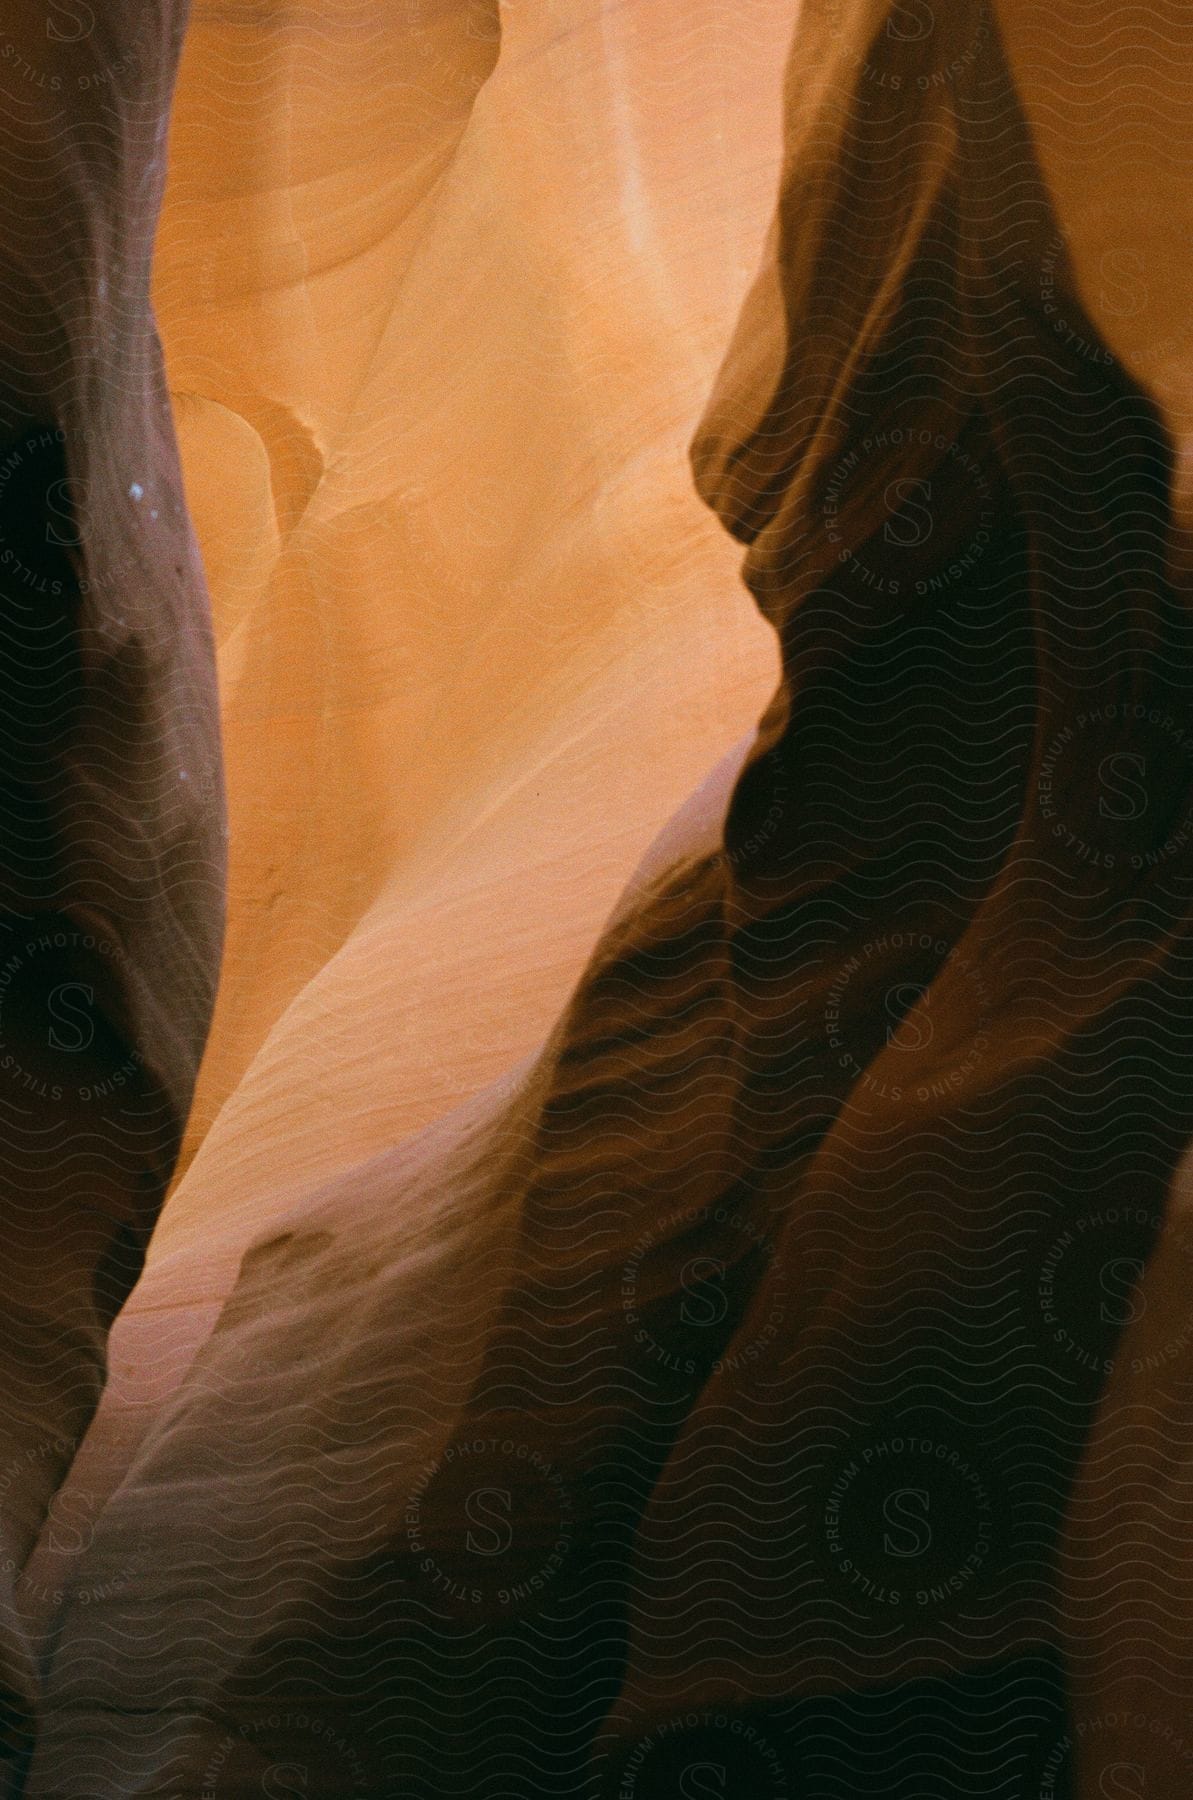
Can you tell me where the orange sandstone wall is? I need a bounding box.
[34,0,784,1573]
[13,4,1193,1797]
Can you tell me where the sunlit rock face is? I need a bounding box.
[71,0,784,1485]
[14,0,784,1785]
[0,12,786,1710]
[9,1,1193,1797]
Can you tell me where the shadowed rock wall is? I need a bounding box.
[2,3,1193,1800]
[0,0,223,1775]
[16,3,1193,1798]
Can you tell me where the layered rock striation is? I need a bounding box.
[7,2,1193,1798]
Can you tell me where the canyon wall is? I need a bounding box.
[3,1,1193,1796]
[52,0,784,1521]
[0,1,223,1772]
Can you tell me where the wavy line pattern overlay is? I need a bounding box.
[0,2,1190,1798]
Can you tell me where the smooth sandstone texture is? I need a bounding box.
[0,0,223,1772]
[9,3,1193,1800]
[14,0,783,1769]
[55,0,784,1505]
[17,2,1193,1798]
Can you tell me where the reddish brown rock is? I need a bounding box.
[0,0,223,1776]
[12,2,1193,1797]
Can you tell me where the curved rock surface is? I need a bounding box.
[8,1,1193,1797]
[16,0,784,1781]
[0,0,223,1774]
[64,0,785,1503]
